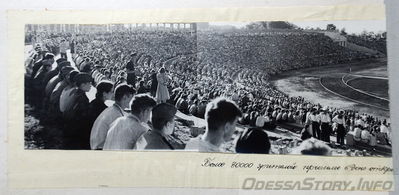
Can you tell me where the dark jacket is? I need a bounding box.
[137,85,147,94]
[88,97,108,128]
[31,60,44,80]
[138,130,174,150]
[42,68,59,88]
[64,89,91,149]
[150,73,158,91]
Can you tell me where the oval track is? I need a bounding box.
[319,74,389,111]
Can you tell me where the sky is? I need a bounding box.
[209,20,386,34]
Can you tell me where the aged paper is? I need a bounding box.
[7,3,393,191]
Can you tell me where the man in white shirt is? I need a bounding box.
[354,117,365,128]
[361,129,371,143]
[90,84,135,150]
[307,109,321,140]
[185,97,242,152]
[319,108,332,142]
[256,113,270,128]
[353,125,362,141]
[103,94,156,150]
[380,120,389,134]
[255,115,267,128]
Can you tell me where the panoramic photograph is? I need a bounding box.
[24,20,390,157]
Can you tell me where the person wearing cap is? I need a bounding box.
[136,103,178,150]
[90,84,136,150]
[91,65,102,83]
[42,58,68,88]
[176,94,189,114]
[88,80,114,129]
[31,54,55,109]
[307,108,321,140]
[137,80,147,94]
[59,70,79,113]
[319,108,332,142]
[78,58,90,71]
[48,66,75,113]
[185,97,242,152]
[44,61,71,99]
[332,111,346,145]
[103,94,157,150]
[81,61,93,73]
[63,72,93,149]
[235,128,271,154]
[196,99,207,119]
[30,53,55,81]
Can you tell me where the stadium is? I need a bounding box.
[24,22,391,156]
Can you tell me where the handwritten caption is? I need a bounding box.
[200,157,393,174]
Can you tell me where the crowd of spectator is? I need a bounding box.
[24,27,391,155]
[346,34,387,55]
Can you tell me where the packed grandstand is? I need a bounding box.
[24,23,391,156]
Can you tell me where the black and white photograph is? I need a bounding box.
[24,20,391,157]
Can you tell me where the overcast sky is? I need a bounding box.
[209,20,386,34]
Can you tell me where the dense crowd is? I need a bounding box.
[24,28,391,155]
[346,34,387,55]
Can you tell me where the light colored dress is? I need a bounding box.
[156,73,170,103]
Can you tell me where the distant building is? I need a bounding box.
[25,23,197,34]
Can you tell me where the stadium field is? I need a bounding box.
[319,74,389,110]
[346,77,389,99]
[273,59,390,118]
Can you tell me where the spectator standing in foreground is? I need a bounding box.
[156,67,170,103]
[70,39,75,54]
[308,109,321,140]
[60,39,69,59]
[90,84,136,150]
[150,69,158,97]
[185,97,242,152]
[319,108,332,142]
[126,53,137,87]
[103,94,157,150]
[136,103,178,150]
[332,111,346,145]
